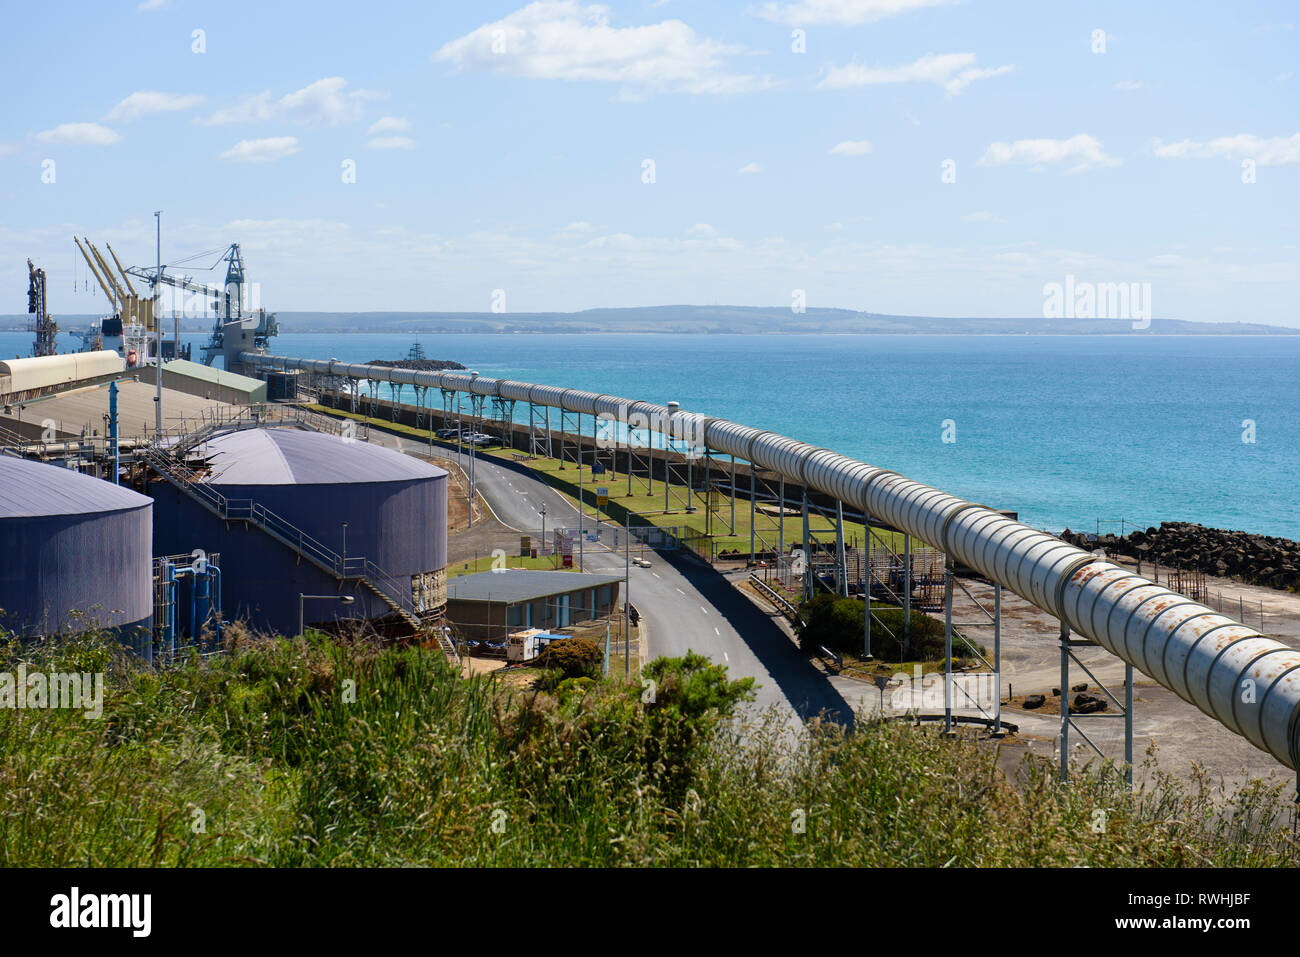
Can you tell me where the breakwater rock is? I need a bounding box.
[1059,522,1300,592]
[366,358,467,372]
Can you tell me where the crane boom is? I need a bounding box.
[74,236,120,311]
[105,243,138,297]
[85,239,128,302]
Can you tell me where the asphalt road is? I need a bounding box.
[374,433,854,725]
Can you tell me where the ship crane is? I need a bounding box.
[125,243,278,371]
[72,236,156,363]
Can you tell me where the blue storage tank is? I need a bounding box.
[150,428,448,638]
[0,457,153,653]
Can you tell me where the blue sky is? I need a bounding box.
[1,0,1297,323]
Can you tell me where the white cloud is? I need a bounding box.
[1113,80,1143,92]
[829,139,872,156]
[557,221,597,236]
[217,136,301,163]
[687,223,715,236]
[963,210,1004,223]
[978,134,1120,173]
[137,0,168,10]
[366,136,416,150]
[737,162,762,174]
[433,0,772,100]
[367,116,411,135]
[35,123,121,146]
[104,91,205,122]
[755,0,958,26]
[820,53,1013,95]
[200,78,380,127]
[1151,132,1300,166]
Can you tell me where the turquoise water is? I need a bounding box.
[6,331,1297,539]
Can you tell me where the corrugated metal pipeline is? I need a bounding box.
[249,352,1300,769]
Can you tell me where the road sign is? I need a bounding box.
[596,486,609,506]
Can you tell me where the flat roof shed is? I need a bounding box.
[446,569,624,639]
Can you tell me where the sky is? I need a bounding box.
[1,0,1297,324]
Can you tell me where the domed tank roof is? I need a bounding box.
[0,456,152,518]
[198,427,448,486]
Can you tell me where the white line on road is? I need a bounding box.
[652,572,660,579]
[675,587,685,595]
[714,627,720,636]
[724,652,729,662]
[700,606,708,615]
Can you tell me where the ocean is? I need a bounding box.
[5,330,1298,539]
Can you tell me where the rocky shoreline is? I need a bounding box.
[1059,522,1300,592]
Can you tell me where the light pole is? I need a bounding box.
[469,371,479,528]
[625,510,631,678]
[540,503,547,562]
[341,522,348,572]
[299,593,354,636]
[153,210,162,438]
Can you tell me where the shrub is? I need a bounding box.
[794,594,983,662]
[534,637,603,679]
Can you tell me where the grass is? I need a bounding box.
[447,553,571,578]
[1,628,1295,867]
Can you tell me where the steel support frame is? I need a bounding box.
[1058,624,1134,789]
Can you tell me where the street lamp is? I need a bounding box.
[341,522,348,570]
[468,370,480,529]
[299,593,354,636]
[539,503,547,559]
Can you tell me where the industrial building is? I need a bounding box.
[0,378,235,443]
[147,428,449,639]
[0,351,126,402]
[136,359,267,406]
[446,569,623,641]
[0,456,153,655]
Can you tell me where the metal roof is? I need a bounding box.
[0,456,152,518]
[162,359,265,393]
[446,569,623,604]
[199,427,448,486]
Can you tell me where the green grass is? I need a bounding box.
[1,629,1294,867]
[447,553,572,578]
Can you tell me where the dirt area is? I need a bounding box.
[898,558,1300,794]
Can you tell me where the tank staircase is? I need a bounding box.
[138,442,458,667]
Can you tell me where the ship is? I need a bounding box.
[74,237,277,374]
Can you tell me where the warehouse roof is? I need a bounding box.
[199,427,448,486]
[161,359,265,393]
[446,569,623,604]
[0,456,152,518]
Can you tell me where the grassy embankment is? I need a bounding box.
[1,630,1293,867]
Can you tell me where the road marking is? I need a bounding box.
[652,572,661,579]
[700,606,708,615]
[675,587,685,595]
[714,627,720,636]
[724,652,729,662]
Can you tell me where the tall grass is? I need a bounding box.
[0,629,1293,867]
